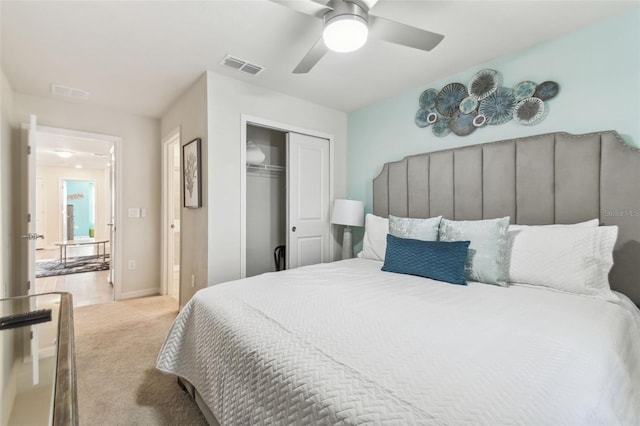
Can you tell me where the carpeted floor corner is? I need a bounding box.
[74,296,207,425]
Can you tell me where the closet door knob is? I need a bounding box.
[291,226,297,232]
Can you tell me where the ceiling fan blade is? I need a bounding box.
[355,0,379,10]
[293,37,329,74]
[368,15,444,51]
[269,0,333,18]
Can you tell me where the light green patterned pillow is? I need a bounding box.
[438,217,511,286]
[389,215,441,241]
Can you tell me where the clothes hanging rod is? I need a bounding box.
[246,163,285,172]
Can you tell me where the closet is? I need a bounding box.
[246,125,287,277]
[244,123,331,278]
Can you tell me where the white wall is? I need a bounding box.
[13,93,161,299]
[160,74,207,307]
[161,70,348,305]
[206,70,348,287]
[36,165,108,249]
[246,125,286,277]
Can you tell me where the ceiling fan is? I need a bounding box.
[270,0,444,74]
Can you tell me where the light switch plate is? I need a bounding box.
[128,208,140,218]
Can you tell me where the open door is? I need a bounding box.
[286,132,330,269]
[164,135,181,303]
[108,146,116,286]
[22,115,42,295]
[21,115,42,382]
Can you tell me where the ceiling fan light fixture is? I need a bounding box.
[323,14,368,53]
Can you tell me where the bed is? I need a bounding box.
[157,130,640,425]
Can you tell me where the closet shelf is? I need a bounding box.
[246,163,285,173]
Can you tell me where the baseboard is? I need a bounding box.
[119,288,160,300]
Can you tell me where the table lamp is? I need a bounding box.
[331,199,364,259]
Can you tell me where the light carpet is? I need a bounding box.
[74,295,207,425]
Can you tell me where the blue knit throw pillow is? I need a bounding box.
[382,234,470,285]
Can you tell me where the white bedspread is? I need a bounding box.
[157,259,640,425]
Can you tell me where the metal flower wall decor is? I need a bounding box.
[415,69,559,137]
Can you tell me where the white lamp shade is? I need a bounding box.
[331,199,364,227]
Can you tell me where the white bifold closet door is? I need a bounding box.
[286,132,330,269]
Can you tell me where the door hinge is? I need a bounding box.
[27,213,32,223]
[30,331,33,340]
[28,145,32,155]
[27,280,31,290]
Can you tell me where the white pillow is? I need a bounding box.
[509,218,599,230]
[508,225,618,300]
[358,214,389,261]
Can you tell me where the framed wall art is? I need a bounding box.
[183,138,201,208]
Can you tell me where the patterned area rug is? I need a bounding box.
[36,255,110,278]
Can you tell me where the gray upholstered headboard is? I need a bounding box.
[373,131,640,305]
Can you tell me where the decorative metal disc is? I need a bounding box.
[513,97,545,125]
[478,87,517,125]
[459,96,478,114]
[427,112,438,124]
[435,83,467,117]
[419,88,438,109]
[432,117,451,137]
[468,69,501,101]
[473,114,487,127]
[415,108,432,127]
[449,111,478,136]
[513,81,537,101]
[534,81,559,101]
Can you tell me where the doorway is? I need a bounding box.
[61,179,96,240]
[161,129,181,304]
[24,119,122,307]
[240,115,334,279]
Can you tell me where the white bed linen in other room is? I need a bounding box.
[157,259,640,425]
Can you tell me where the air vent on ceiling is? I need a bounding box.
[51,84,91,100]
[220,55,265,76]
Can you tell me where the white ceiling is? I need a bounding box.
[1,1,636,118]
[36,131,112,170]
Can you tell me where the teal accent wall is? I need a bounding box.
[348,8,640,252]
[66,180,95,238]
